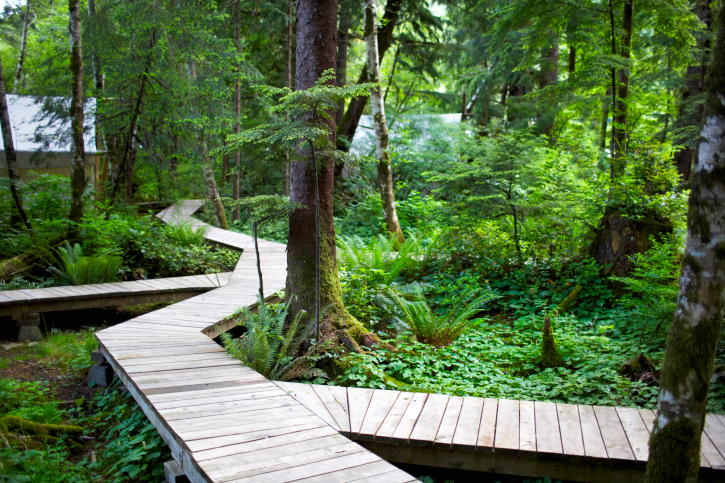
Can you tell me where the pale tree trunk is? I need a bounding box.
[232,0,242,221]
[68,0,86,239]
[644,5,725,482]
[0,54,32,233]
[201,141,228,230]
[612,0,634,174]
[13,0,32,94]
[363,0,404,244]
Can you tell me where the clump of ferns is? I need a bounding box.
[219,294,318,381]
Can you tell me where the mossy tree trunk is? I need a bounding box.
[644,5,725,481]
[537,35,558,138]
[612,0,634,168]
[288,0,374,349]
[363,0,404,245]
[68,0,86,240]
[13,0,31,94]
[232,0,242,222]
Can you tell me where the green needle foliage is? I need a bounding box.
[378,283,498,347]
[219,295,315,381]
[47,241,122,285]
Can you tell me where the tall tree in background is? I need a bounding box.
[363,0,404,244]
[0,54,32,233]
[231,0,242,221]
[68,0,86,238]
[336,0,402,151]
[87,0,108,200]
[611,0,634,168]
[336,0,352,127]
[13,0,32,93]
[644,4,725,481]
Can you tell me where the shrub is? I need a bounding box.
[47,241,122,285]
[163,221,208,246]
[377,284,498,347]
[337,234,427,285]
[219,296,314,380]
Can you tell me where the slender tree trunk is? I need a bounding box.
[537,36,558,137]
[672,0,711,181]
[232,0,242,221]
[0,54,32,233]
[336,0,403,151]
[600,88,612,151]
[336,0,351,127]
[364,0,404,244]
[13,0,32,94]
[612,0,634,174]
[88,0,107,201]
[68,0,86,238]
[111,30,155,201]
[289,0,372,348]
[568,45,575,75]
[201,141,228,230]
[644,6,725,481]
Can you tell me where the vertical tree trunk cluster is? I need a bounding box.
[644,4,725,481]
[612,0,634,171]
[537,36,558,137]
[363,0,404,244]
[68,0,86,238]
[336,0,403,151]
[87,0,108,201]
[0,54,32,233]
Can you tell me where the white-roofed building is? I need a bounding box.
[0,95,102,187]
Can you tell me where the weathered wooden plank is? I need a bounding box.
[289,460,406,483]
[275,382,340,431]
[389,392,428,445]
[476,398,498,453]
[534,401,562,457]
[616,406,650,462]
[450,396,483,452]
[434,395,464,448]
[373,391,414,443]
[704,414,725,461]
[358,390,400,442]
[593,405,635,461]
[494,399,519,455]
[348,387,375,439]
[578,405,608,459]
[638,408,656,433]
[556,403,585,458]
[519,400,536,456]
[312,385,351,435]
[409,393,449,448]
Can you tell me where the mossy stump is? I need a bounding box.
[541,317,564,368]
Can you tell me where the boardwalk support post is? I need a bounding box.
[163,460,190,483]
[14,313,41,341]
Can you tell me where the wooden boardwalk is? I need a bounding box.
[0,272,232,317]
[95,200,416,483]
[277,383,725,482]
[23,198,721,482]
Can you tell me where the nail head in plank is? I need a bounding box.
[358,390,400,442]
[494,399,519,454]
[347,387,375,438]
[519,400,536,455]
[450,396,484,452]
[476,398,498,453]
[311,385,351,435]
[390,392,428,445]
[409,393,449,448]
[556,403,585,458]
[374,391,415,443]
[578,405,608,459]
[615,406,650,461]
[534,401,562,457]
[434,395,464,448]
[592,405,635,461]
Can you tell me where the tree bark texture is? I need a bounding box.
[13,0,32,94]
[283,2,293,197]
[0,53,32,233]
[232,0,242,221]
[644,5,725,482]
[600,88,611,151]
[363,0,404,244]
[335,0,402,151]
[672,0,711,181]
[68,0,86,237]
[612,0,634,173]
[568,45,575,75]
[201,143,228,230]
[289,0,365,341]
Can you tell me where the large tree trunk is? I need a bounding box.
[232,0,242,221]
[335,0,403,151]
[364,0,404,244]
[612,0,634,174]
[537,36,558,137]
[644,5,725,481]
[0,54,32,233]
[289,0,374,354]
[13,0,32,94]
[68,0,86,238]
[672,0,711,181]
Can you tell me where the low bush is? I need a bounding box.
[47,241,123,285]
[164,221,208,246]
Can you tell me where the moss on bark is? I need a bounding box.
[645,418,700,483]
[541,317,564,368]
